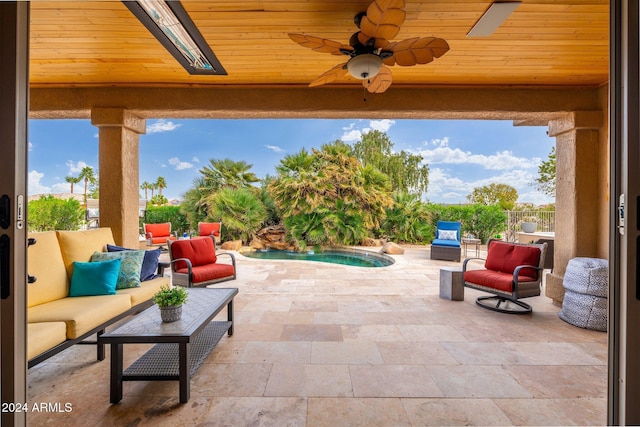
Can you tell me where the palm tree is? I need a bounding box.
[140,181,151,199]
[155,176,167,196]
[207,187,267,243]
[199,158,260,191]
[65,175,81,193]
[78,166,96,206]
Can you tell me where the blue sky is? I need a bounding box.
[28,118,554,205]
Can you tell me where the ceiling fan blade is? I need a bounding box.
[363,66,393,93]
[288,33,354,56]
[358,0,406,45]
[389,37,450,67]
[309,62,348,87]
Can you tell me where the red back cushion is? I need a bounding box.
[484,241,540,279]
[171,237,217,269]
[199,222,221,237]
[145,223,171,237]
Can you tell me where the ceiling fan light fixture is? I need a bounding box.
[347,54,382,79]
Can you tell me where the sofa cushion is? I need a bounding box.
[117,276,169,307]
[69,258,121,297]
[107,244,161,281]
[171,237,217,269]
[432,239,460,248]
[28,294,132,339]
[27,322,67,360]
[464,269,536,293]
[27,231,69,308]
[484,241,540,279]
[57,228,116,278]
[92,250,144,289]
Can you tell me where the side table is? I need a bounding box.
[461,238,481,257]
[439,267,464,301]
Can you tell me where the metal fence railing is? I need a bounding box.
[504,210,555,242]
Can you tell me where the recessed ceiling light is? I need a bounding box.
[124,0,227,75]
[467,1,521,38]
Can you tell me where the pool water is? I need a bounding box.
[240,248,395,268]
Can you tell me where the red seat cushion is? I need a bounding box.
[199,222,221,237]
[150,236,176,244]
[464,269,536,293]
[145,223,171,238]
[484,241,540,279]
[176,263,235,283]
[171,237,217,270]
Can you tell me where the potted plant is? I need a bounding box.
[153,285,188,322]
[520,216,538,233]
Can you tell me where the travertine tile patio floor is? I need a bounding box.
[27,245,607,426]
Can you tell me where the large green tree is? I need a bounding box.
[467,183,518,210]
[534,146,556,197]
[269,141,393,246]
[352,130,429,196]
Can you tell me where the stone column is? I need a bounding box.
[545,111,602,305]
[91,108,145,248]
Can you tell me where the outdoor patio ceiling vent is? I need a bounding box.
[347,54,382,80]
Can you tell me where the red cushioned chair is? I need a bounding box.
[198,221,222,244]
[462,238,547,314]
[167,236,236,287]
[144,222,177,250]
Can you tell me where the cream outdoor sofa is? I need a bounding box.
[27,228,169,367]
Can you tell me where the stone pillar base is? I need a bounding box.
[546,272,565,306]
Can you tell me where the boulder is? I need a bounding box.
[220,240,242,251]
[380,242,404,255]
[361,238,384,247]
[254,224,299,251]
[250,239,265,250]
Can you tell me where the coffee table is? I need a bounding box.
[99,287,238,404]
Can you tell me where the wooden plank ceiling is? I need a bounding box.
[29,0,609,89]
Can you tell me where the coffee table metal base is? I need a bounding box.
[110,320,232,403]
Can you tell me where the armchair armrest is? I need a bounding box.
[462,257,485,273]
[512,265,544,292]
[156,261,169,277]
[216,252,236,270]
[170,257,193,277]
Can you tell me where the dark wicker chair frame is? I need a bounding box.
[462,239,547,314]
[168,236,236,287]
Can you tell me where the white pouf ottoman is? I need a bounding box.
[559,257,608,331]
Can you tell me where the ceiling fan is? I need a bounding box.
[288,0,449,94]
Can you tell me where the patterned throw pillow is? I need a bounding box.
[438,229,458,240]
[107,244,161,281]
[91,250,144,289]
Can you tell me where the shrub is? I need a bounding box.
[428,203,507,243]
[143,205,189,235]
[28,196,84,231]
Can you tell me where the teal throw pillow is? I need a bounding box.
[91,249,144,289]
[69,258,121,297]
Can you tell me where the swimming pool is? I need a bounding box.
[240,247,395,268]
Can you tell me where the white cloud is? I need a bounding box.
[426,167,551,205]
[414,139,538,171]
[369,119,395,132]
[66,160,89,175]
[168,157,193,170]
[147,119,182,134]
[28,142,33,152]
[264,145,284,153]
[341,129,362,142]
[192,156,200,163]
[28,170,50,195]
